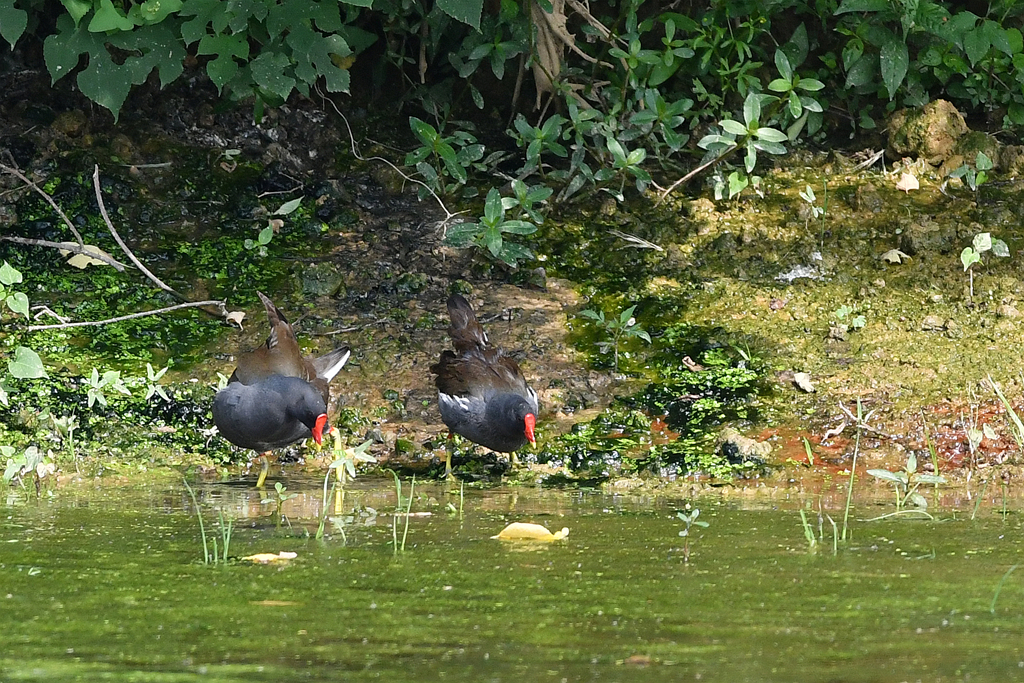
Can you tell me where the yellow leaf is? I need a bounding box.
[57,242,115,268]
[492,522,569,541]
[225,310,246,329]
[895,172,919,193]
[242,551,298,564]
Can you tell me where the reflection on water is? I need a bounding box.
[2,477,1024,682]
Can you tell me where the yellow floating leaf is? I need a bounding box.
[492,522,569,541]
[242,551,298,564]
[249,600,299,606]
[57,242,115,268]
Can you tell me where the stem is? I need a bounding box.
[182,479,210,564]
[841,398,863,541]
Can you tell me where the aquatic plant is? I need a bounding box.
[387,470,416,555]
[317,432,376,541]
[182,479,233,566]
[866,452,946,517]
[676,507,709,563]
[1,445,55,493]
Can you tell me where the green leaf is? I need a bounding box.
[499,220,538,235]
[250,50,297,101]
[720,119,747,136]
[835,0,889,13]
[916,474,946,484]
[9,346,47,379]
[60,0,93,25]
[198,33,249,91]
[129,0,183,25]
[756,127,788,143]
[0,261,22,286]
[867,468,902,484]
[89,0,136,32]
[443,222,481,248]
[287,24,351,93]
[257,226,274,245]
[796,78,825,92]
[992,239,1010,258]
[774,50,792,82]
[6,291,29,318]
[963,26,991,66]
[275,197,303,215]
[437,0,483,30]
[961,247,980,270]
[879,35,909,99]
[0,3,28,48]
[498,241,533,266]
[973,232,992,253]
[483,188,503,224]
[742,94,760,127]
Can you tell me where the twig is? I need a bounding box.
[0,162,85,247]
[92,165,182,299]
[314,84,461,228]
[28,300,225,331]
[655,144,739,206]
[607,229,663,251]
[0,236,126,271]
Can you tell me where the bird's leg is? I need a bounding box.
[255,453,270,488]
[444,430,454,481]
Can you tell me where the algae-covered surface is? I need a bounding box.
[4,481,1024,681]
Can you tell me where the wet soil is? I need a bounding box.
[5,56,1024,491]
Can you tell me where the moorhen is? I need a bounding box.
[213,292,350,486]
[430,294,539,477]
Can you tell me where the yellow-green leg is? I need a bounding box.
[255,453,270,488]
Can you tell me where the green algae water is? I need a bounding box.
[4,480,1024,682]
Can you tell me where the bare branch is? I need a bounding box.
[0,236,127,271]
[28,300,227,331]
[655,144,739,206]
[1,162,86,247]
[92,165,183,299]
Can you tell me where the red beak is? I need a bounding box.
[313,414,328,445]
[524,413,536,444]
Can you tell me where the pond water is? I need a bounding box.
[3,478,1024,682]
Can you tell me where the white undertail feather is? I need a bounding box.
[321,349,351,382]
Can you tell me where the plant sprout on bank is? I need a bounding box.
[961,231,1009,300]
[578,304,652,372]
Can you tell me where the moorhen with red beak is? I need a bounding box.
[430,294,539,476]
[213,292,350,486]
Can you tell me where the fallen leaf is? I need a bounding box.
[793,372,815,393]
[249,600,299,606]
[242,551,298,564]
[895,172,919,193]
[880,248,910,264]
[57,242,115,268]
[225,310,246,328]
[492,522,569,541]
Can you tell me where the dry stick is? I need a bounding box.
[0,162,87,248]
[28,300,225,332]
[315,85,460,228]
[655,144,739,206]
[91,165,182,299]
[0,236,127,271]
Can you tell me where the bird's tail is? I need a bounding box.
[446,294,488,353]
[314,346,351,382]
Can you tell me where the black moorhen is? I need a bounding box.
[430,294,539,477]
[213,292,350,486]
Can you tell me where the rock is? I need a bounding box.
[52,110,88,137]
[396,271,428,294]
[686,197,716,220]
[921,315,946,331]
[1002,145,1024,176]
[300,261,346,297]
[827,324,848,341]
[718,427,772,462]
[369,163,407,196]
[954,130,1000,168]
[887,100,968,165]
[851,183,884,213]
[898,219,957,255]
[997,304,1020,319]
